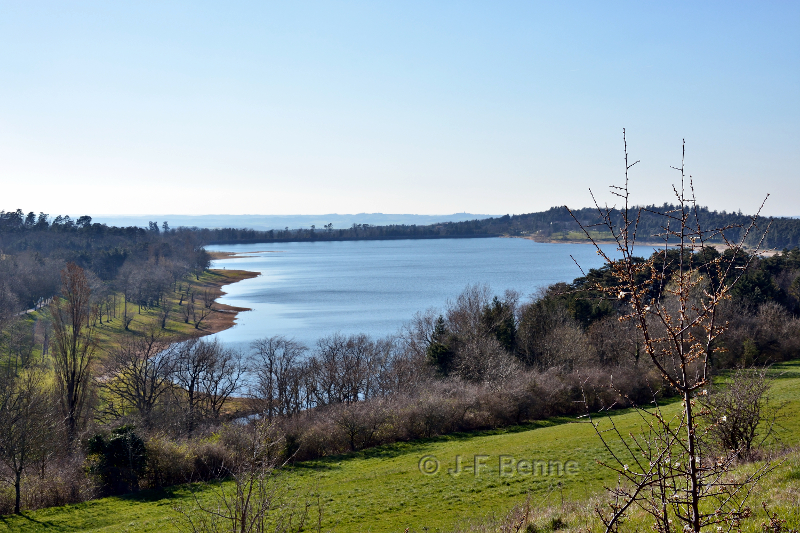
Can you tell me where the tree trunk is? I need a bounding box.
[684,388,701,532]
[14,469,21,514]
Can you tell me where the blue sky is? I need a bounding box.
[1,1,798,216]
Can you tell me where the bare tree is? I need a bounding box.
[202,289,214,309]
[400,308,439,361]
[452,335,519,385]
[308,334,349,406]
[0,317,36,376]
[182,301,193,324]
[250,336,307,422]
[571,131,772,532]
[0,366,54,514]
[101,328,177,427]
[201,345,246,420]
[375,338,428,397]
[50,263,98,442]
[115,262,137,331]
[172,338,214,433]
[158,296,173,329]
[192,303,213,330]
[172,338,245,430]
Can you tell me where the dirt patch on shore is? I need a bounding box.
[208,250,282,260]
[191,269,259,336]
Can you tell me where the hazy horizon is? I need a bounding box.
[8,208,792,232]
[84,212,498,230]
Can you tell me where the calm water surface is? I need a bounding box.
[206,238,655,349]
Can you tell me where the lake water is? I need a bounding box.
[206,238,656,350]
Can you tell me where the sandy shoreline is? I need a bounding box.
[208,250,283,260]
[194,268,260,337]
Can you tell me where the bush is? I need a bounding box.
[142,435,193,489]
[85,426,147,495]
[23,456,95,510]
[700,367,781,459]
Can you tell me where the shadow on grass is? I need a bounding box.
[713,361,800,382]
[285,400,687,474]
[288,417,578,474]
[770,361,800,380]
[115,486,183,503]
[0,512,60,530]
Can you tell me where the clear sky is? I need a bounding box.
[1,1,798,216]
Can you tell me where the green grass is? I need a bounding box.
[90,269,255,354]
[18,269,253,358]
[3,362,800,532]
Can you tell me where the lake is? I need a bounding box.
[206,238,656,350]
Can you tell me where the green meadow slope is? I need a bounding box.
[3,362,800,533]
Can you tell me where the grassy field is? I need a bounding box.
[91,268,258,354]
[2,362,799,532]
[18,269,256,359]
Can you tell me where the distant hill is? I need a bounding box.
[88,213,495,231]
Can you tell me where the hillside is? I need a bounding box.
[2,361,799,533]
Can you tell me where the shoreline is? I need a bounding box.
[208,250,283,260]
[193,268,260,338]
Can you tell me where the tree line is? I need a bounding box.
[0,210,209,319]
[178,205,800,249]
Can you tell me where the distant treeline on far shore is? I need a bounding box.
[2,204,800,250]
[194,205,800,250]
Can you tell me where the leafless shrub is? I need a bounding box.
[330,399,389,451]
[0,453,95,514]
[569,131,775,532]
[760,501,799,533]
[451,493,534,533]
[173,421,318,533]
[699,367,783,460]
[398,380,473,438]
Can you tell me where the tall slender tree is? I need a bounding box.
[50,263,97,442]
